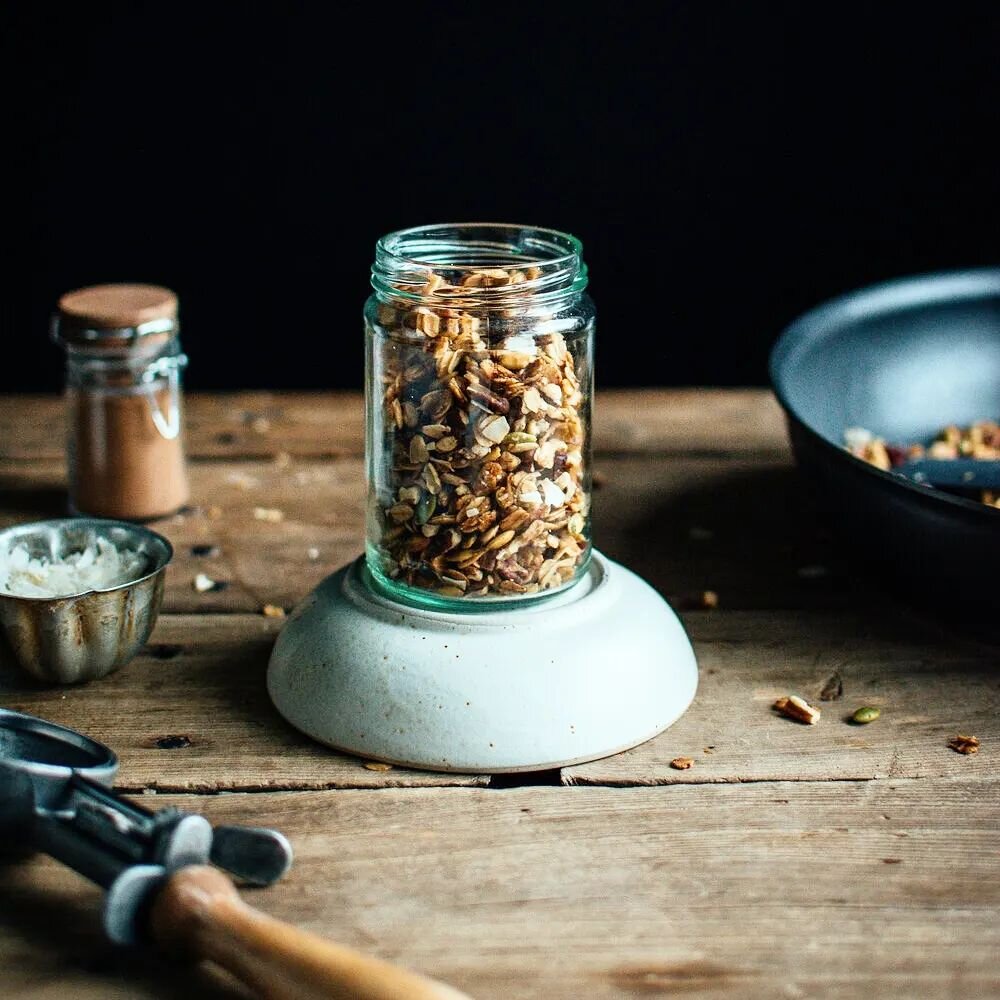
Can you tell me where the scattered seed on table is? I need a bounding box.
[364,762,393,772]
[852,706,881,724]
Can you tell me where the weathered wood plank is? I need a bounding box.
[1,609,992,791]
[3,781,998,999]
[0,453,867,614]
[564,610,1000,785]
[0,389,788,461]
[0,614,486,790]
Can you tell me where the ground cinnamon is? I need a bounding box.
[68,383,189,520]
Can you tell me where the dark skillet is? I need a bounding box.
[770,269,1000,613]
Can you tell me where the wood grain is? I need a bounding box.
[3,781,998,1000]
[564,610,1000,785]
[149,865,472,1000]
[1,390,997,1000]
[0,452,874,614]
[0,389,788,461]
[1,609,993,792]
[0,614,487,790]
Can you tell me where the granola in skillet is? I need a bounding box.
[845,421,1000,507]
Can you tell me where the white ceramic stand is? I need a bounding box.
[267,551,698,773]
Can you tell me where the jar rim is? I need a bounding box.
[372,222,588,301]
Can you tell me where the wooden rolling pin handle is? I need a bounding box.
[148,865,471,1000]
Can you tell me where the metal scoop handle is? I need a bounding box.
[1,710,471,998]
[0,709,292,941]
[150,866,471,1000]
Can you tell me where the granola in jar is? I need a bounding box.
[364,225,594,605]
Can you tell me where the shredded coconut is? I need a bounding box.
[0,538,146,598]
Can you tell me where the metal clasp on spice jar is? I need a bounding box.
[52,284,190,521]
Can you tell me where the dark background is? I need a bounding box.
[4,3,999,391]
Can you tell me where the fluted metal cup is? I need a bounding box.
[0,519,172,684]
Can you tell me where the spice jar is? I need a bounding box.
[52,284,190,521]
[364,224,594,607]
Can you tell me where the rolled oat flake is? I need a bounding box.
[53,284,190,520]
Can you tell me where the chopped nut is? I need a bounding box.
[363,761,393,772]
[773,695,821,725]
[670,757,694,770]
[261,604,286,618]
[253,507,284,523]
[947,734,980,755]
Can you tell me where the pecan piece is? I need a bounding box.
[947,735,980,755]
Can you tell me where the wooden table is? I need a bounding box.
[1,390,997,999]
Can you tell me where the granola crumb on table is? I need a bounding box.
[773,694,821,725]
[369,266,590,599]
[947,734,980,755]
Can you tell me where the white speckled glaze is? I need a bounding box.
[267,551,698,773]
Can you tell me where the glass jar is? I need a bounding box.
[52,284,190,521]
[364,224,595,608]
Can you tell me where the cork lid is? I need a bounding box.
[57,284,178,335]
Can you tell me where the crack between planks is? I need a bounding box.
[114,771,1000,796]
[557,771,998,788]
